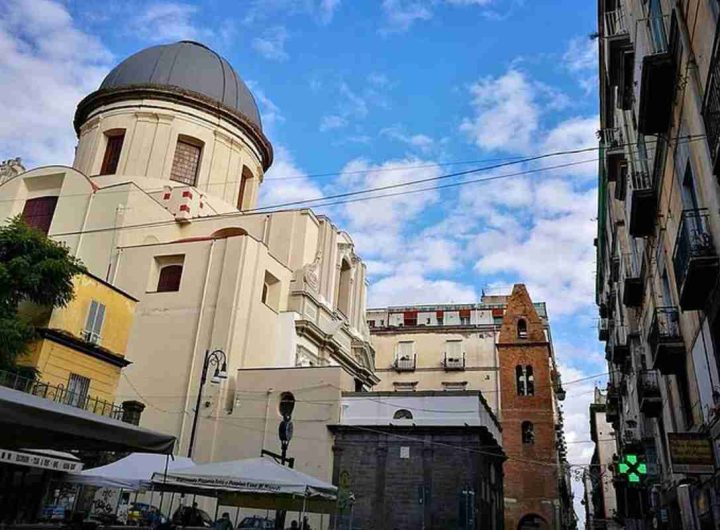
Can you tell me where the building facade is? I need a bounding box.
[586,389,621,530]
[596,0,720,527]
[0,41,376,511]
[330,391,505,530]
[368,285,575,530]
[18,272,136,406]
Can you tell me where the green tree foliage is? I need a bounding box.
[0,216,85,368]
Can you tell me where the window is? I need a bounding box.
[237,166,253,210]
[393,381,418,391]
[442,381,468,391]
[82,300,105,344]
[516,365,534,396]
[262,270,281,311]
[66,373,90,408]
[403,311,417,327]
[337,260,352,317]
[521,421,535,445]
[21,196,58,234]
[393,409,413,420]
[460,309,471,325]
[170,137,202,186]
[100,130,125,175]
[397,341,414,359]
[517,319,528,339]
[367,320,376,328]
[157,265,183,292]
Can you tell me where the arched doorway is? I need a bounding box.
[518,514,549,530]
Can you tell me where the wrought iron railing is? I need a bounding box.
[638,369,661,394]
[393,355,416,372]
[703,26,720,174]
[673,208,717,288]
[605,8,628,37]
[599,127,624,151]
[0,369,124,420]
[649,306,682,345]
[443,352,465,371]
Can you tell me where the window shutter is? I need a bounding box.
[85,301,98,333]
[446,340,462,356]
[398,342,414,357]
[21,196,58,234]
[459,309,471,318]
[157,265,183,292]
[94,303,106,335]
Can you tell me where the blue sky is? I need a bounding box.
[0,0,605,520]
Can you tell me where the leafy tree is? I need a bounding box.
[0,216,85,368]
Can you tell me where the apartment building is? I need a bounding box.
[368,285,576,530]
[596,0,720,527]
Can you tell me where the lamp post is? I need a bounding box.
[187,349,228,458]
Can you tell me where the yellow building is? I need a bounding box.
[19,272,137,406]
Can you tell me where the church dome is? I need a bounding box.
[99,41,261,129]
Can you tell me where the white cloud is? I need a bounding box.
[259,146,324,207]
[318,0,341,23]
[252,26,289,61]
[0,0,112,167]
[563,36,599,94]
[320,115,348,131]
[244,0,341,25]
[460,69,539,153]
[380,0,433,33]
[380,125,434,153]
[131,3,210,42]
[246,82,285,134]
[369,274,477,306]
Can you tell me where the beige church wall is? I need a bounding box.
[74,98,264,208]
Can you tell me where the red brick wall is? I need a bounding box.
[498,285,560,530]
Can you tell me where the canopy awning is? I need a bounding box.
[65,453,194,490]
[0,386,175,454]
[150,457,337,512]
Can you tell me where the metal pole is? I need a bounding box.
[348,502,354,530]
[234,507,241,527]
[213,494,220,521]
[300,490,308,526]
[187,350,210,458]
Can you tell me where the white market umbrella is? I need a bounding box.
[66,452,195,490]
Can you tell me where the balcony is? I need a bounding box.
[637,16,676,134]
[673,209,719,311]
[606,385,620,424]
[604,7,632,87]
[628,166,656,237]
[598,318,611,342]
[621,252,644,307]
[600,128,626,182]
[702,25,720,176]
[648,307,685,374]
[607,324,630,365]
[0,369,126,421]
[393,355,416,372]
[638,369,662,418]
[443,352,465,371]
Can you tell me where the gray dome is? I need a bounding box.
[100,41,262,129]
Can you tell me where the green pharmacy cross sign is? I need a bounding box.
[618,454,647,483]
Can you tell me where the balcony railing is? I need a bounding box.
[637,15,676,134]
[703,25,720,176]
[443,352,465,371]
[638,369,662,417]
[648,307,685,374]
[393,355,416,372]
[673,209,719,311]
[0,369,124,420]
[604,8,628,38]
[621,252,643,307]
[607,324,630,365]
[600,128,626,183]
[598,318,611,342]
[627,150,657,236]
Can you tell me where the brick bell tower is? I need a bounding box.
[497,285,560,530]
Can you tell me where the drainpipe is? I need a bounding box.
[74,191,95,258]
[178,239,216,455]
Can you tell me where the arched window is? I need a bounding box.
[337,259,352,317]
[516,365,534,396]
[157,265,183,292]
[521,421,534,445]
[237,166,253,210]
[393,409,413,420]
[526,365,534,396]
[517,319,528,339]
[516,365,526,396]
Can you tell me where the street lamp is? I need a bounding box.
[187,349,228,458]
